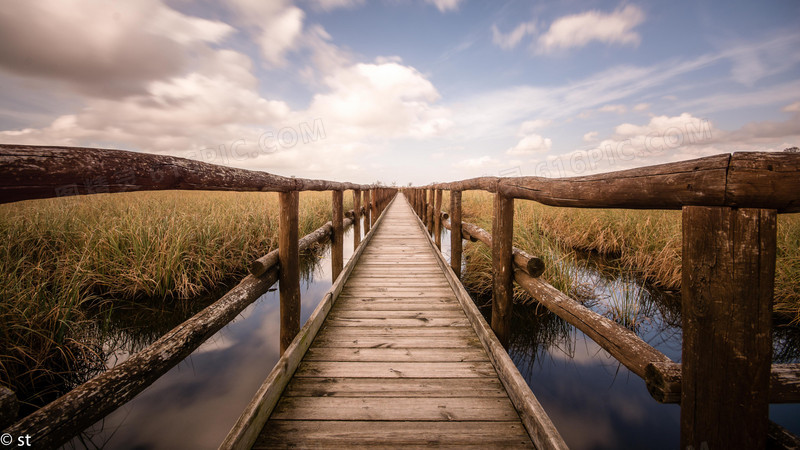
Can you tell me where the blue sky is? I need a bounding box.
[1,0,798,184]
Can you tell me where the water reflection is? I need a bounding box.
[65,221,363,449]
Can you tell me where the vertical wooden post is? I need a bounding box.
[491,191,514,349]
[422,189,428,227]
[332,190,344,282]
[279,190,300,355]
[450,190,462,278]
[371,189,378,227]
[364,190,371,234]
[353,189,361,248]
[434,189,443,249]
[426,189,434,235]
[680,206,775,450]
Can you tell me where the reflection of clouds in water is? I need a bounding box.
[544,403,617,449]
[74,225,359,449]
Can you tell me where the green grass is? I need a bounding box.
[0,190,349,408]
[455,191,800,323]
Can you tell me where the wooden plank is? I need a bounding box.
[270,397,521,421]
[282,377,503,397]
[254,421,534,449]
[311,335,482,349]
[303,347,488,362]
[435,188,443,248]
[279,190,300,355]
[353,189,361,249]
[294,361,497,378]
[332,302,463,312]
[328,310,466,319]
[681,206,775,450]
[316,327,476,338]
[324,318,470,327]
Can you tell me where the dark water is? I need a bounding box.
[67,223,364,449]
[64,218,800,449]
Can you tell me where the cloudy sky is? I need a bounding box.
[1,0,798,184]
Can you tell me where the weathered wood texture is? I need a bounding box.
[0,385,18,429]
[448,219,545,277]
[645,362,800,404]
[279,191,301,355]
[363,190,371,234]
[424,153,800,212]
[0,144,370,204]
[331,190,344,282]
[251,193,561,449]
[220,192,393,450]
[491,192,515,349]
[434,189,443,248]
[450,190,463,278]
[681,206,776,450]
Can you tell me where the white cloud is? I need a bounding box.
[228,0,305,66]
[491,21,536,50]
[633,102,650,112]
[455,155,496,169]
[537,5,645,53]
[783,101,800,112]
[424,0,465,13]
[305,0,365,11]
[506,133,552,155]
[0,0,234,96]
[583,131,599,142]
[517,119,552,136]
[598,104,627,114]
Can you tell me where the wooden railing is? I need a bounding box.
[403,151,800,450]
[0,144,397,447]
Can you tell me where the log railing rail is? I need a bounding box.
[2,144,800,448]
[403,150,800,450]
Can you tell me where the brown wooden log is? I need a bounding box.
[353,189,362,249]
[491,192,514,349]
[450,190,463,278]
[514,270,672,378]
[434,189,443,249]
[0,144,370,204]
[455,221,545,278]
[370,189,378,228]
[331,190,344,282]
[425,153,800,213]
[681,206,776,449]
[645,362,800,404]
[6,268,281,449]
[422,190,428,230]
[279,191,300,355]
[1,385,18,429]
[769,420,800,449]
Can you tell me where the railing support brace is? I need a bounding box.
[332,190,344,281]
[450,190,463,278]
[279,190,300,355]
[491,191,514,349]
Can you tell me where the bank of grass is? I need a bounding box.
[456,191,800,323]
[0,190,348,408]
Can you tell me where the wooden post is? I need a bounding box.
[422,189,428,227]
[426,189,434,235]
[434,189,443,249]
[331,190,344,282]
[491,191,514,349]
[279,190,300,355]
[371,189,378,227]
[353,189,361,248]
[450,190,463,278]
[364,190,371,234]
[681,206,776,450]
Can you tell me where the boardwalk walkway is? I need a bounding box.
[252,195,534,448]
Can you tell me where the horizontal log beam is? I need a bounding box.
[645,362,800,404]
[250,216,355,277]
[443,217,545,278]
[424,153,800,213]
[0,145,370,204]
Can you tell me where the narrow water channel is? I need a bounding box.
[64,217,800,449]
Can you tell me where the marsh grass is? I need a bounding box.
[0,190,347,410]
[457,191,800,324]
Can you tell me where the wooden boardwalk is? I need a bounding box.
[225,194,563,449]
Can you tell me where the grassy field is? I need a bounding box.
[453,191,800,323]
[0,190,349,408]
